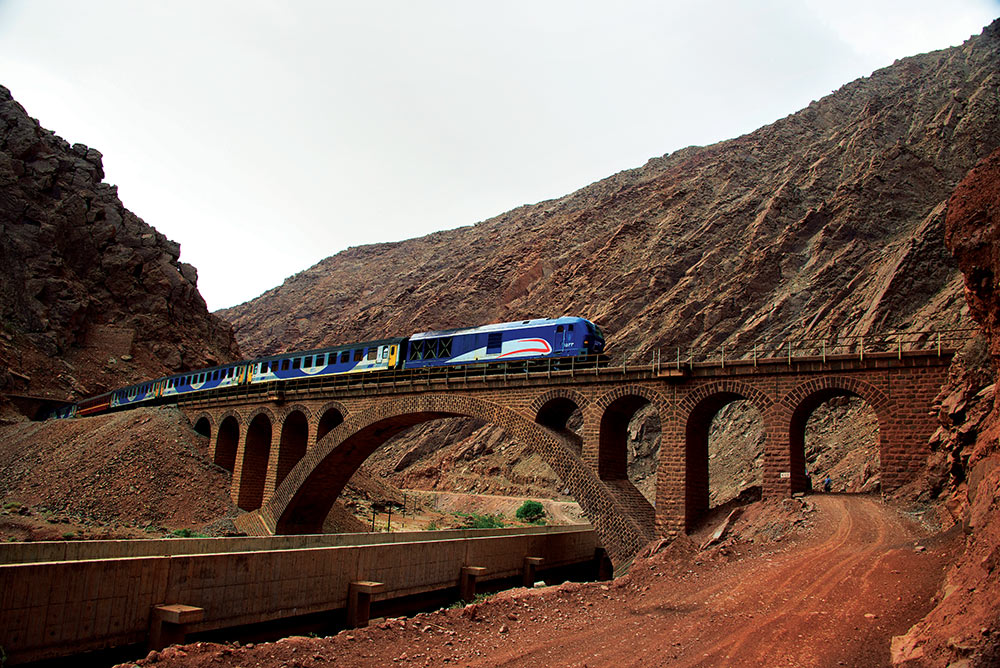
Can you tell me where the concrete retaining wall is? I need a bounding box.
[0,527,598,664]
[0,524,588,565]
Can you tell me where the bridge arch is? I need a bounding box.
[274,408,310,491]
[245,394,653,565]
[532,389,589,454]
[773,376,889,496]
[213,410,241,473]
[191,413,213,438]
[237,407,276,511]
[314,401,348,444]
[593,385,667,482]
[665,380,773,532]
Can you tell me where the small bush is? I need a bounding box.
[170,528,206,538]
[425,521,440,531]
[61,532,75,540]
[516,500,546,523]
[457,512,505,529]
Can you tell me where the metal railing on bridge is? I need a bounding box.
[645,327,977,373]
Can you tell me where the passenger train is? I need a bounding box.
[59,317,605,419]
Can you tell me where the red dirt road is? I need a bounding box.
[131,495,957,668]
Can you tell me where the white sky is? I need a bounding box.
[1,1,997,311]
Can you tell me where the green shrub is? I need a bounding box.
[515,500,546,523]
[61,532,75,540]
[457,512,505,529]
[170,528,206,538]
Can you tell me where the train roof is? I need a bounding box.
[410,317,592,340]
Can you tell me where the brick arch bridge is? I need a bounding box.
[180,350,950,566]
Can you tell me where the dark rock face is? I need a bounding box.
[946,147,1000,360]
[0,85,240,401]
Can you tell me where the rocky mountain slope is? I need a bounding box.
[0,85,240,411]
[220,22,1000,502]
[890,145,1000,667]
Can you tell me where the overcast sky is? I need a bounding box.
[1,1,997,311]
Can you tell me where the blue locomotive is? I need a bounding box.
[56,317,605,418]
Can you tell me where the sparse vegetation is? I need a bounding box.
[515,500,546,523]
[61,532,75,540]
[169,528,207,538]
[425,521,440,531]
[456,512,505,529]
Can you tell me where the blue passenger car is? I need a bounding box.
[249,337,406,384]
[160,362,249,400]
[402,317,604,369]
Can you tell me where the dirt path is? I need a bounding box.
[129,495,958,668]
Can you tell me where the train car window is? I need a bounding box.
[303,356,313,367]
[281,360,290,371]
[212,371,219,380]
[556,325,564,332]
[292,358,301,370]
[315,354,325,366]
[354,349,363,362]
[340,351,349,364]
[487,332,503,354]
[367,349,377,360]
[409,341,423,360]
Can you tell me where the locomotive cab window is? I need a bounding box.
[556,325,564,332]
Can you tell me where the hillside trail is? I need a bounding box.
[130,494,957,668]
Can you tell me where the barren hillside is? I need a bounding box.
[221,22,1000,504]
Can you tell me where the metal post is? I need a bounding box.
[937,331,941,357]
[387,508,391,532]
[753,343,757,367]
[787,340,792,366]
[898,338,902,360]
[721,344,725,369]
[822,340,826,364]
[676,347,681,371]
[860,336,864,362]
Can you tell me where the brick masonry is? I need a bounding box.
[182,351,952,566]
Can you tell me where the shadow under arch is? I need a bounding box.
[779,377,889,495]
[676,381,773,532]
[243,394,654,566]
[532,388,589,454]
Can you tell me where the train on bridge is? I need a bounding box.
[57,317,606,419]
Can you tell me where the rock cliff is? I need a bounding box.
[0,85,240,408]
[890,146,1000,667]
